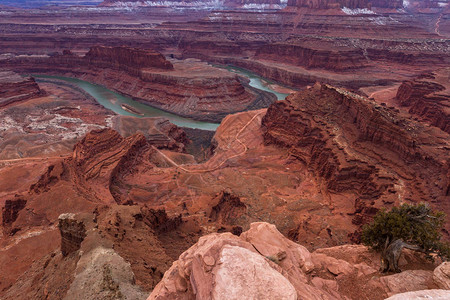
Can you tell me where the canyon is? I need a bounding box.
[2,46,275,122]
[1,78,449,298]
[1,0,448,87]
[1,0,449,299]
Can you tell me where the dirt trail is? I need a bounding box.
[154,111,264,174]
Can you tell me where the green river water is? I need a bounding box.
[34,68,289,131]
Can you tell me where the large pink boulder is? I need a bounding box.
[148,232,299,299]
[148,223,331,299]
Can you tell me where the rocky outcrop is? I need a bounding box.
[65,246,147,300]
[29,161,66,194]
[209,191,247,225]
[58,213,87,257]
[148,223,325,299]
[0,71,43,107]
[262,84,395,195]
[396,68,450,134]
[380,270,434,296]
[1,197,27,235]
[139,206,183,233]
[397,79,445,106]
[1,197,27,227]
[58,126,190,204]
[28,128,157,204]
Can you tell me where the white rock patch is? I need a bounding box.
[342,7,375,15]
[213,245,297,300]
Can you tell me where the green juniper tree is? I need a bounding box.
[361,203,450,272]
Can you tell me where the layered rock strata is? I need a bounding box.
[67,128,153,203]
[396,68,450,134]
[0,71,43,107]
[262,83,450,234]
[0,4,448,92]
[433,262,450,289]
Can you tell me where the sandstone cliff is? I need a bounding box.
[255,41,367,70]
[85,45,174,75]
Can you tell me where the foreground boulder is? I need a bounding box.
[148,222,443,300]
[149,222,327,300]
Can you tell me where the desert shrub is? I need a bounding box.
[362,203,450,260]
